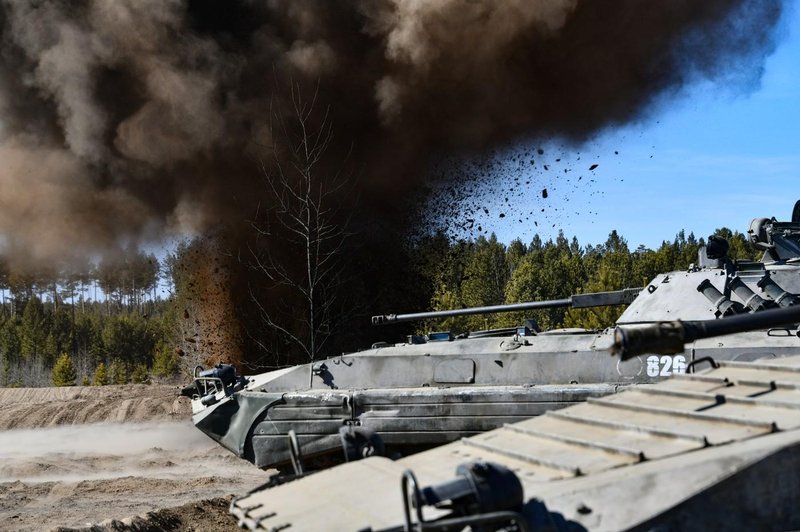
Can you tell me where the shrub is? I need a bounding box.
[108,358,128,385]
[152,343,180,379]
[131,363,150,384]
[52,353,77,387]
[93,362,108,386]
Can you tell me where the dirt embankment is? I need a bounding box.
[0,384,190,429]
[0,384,269,531]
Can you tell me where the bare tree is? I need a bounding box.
[248,85,354,365]
[0,256,9,318]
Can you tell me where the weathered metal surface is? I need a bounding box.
[433,358,475,383]
[231,355,800,531]
[619,268,800,323]
[241,384,620,467]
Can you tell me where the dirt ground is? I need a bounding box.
[0,384,272,531]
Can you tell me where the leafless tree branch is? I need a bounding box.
[247,83,356,364]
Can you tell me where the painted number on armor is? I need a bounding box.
[646,355,687,377]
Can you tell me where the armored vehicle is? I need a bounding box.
[184,201,800,471]
[230,307,800,531]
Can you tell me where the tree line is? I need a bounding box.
[414,227,757,334]
[0,225,757,387]
[0,247,162,318]
[0,248,181,387]
[233,222,758,370]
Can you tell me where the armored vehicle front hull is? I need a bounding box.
[191,333,634,468]
[195,381,619,468]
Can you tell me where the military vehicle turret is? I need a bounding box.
[184,201,800,471]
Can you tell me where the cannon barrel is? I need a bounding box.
[372,288,642,325]
[612,304,800,360]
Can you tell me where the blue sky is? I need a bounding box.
[469,4,800,251]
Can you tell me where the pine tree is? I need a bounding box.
[20,297,49,360]
[131,363,149,384]
[459,234,509,330]
[52,353,77,386]
[152,343,179,379]
[48,308,73,361]
[93,362,108,386]
[0,319,20,386]
[108,358,127,384]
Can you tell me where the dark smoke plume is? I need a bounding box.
[0,1,787,363]
[0,0,786,264]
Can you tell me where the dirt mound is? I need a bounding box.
[1,385,269,530]
[2,472,262,531]
[53,497,240,532]
[0,385,190,429]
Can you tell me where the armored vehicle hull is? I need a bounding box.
[187,204,800,470]
[191,331,633,469]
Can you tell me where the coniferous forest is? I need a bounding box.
[0,248,179,387]
[0,226,757,388]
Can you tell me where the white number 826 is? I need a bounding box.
[646,355,687,377]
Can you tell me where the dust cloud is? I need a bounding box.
[0,387,267,529]
[0,421,206,461]
[0,421,245,484]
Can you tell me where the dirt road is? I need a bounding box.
[0,385,270,531]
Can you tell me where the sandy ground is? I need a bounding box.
[0,385,271,531]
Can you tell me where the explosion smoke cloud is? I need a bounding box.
[0,0,785,264]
